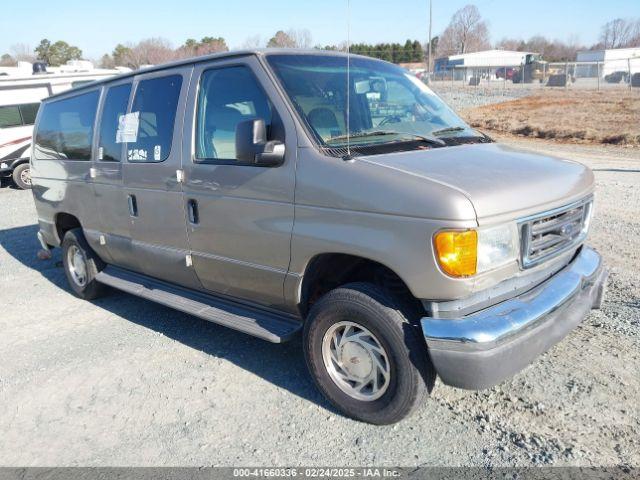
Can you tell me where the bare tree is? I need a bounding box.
[123,38,175,68]
[494,35,585,61]
[599,18,638,48]
[495,37,523,51]
[438,5,490,55]
[288,29,313,49]
[10,43,36,62]
[242,35,263,49]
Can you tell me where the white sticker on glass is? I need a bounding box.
[154,145,161,161]
[127,149,147,161]
[98,146,104,160]
[116,111,140,143]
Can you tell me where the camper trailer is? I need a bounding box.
[1,61,122,189]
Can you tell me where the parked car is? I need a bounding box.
[30,50,607,425]
[604,71,629,84]
[495,67,515,80]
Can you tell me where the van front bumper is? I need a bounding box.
[421,247,607,390]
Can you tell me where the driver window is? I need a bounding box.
[195,66,273,162]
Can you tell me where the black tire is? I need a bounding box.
[12,163,31,190]
[61,228,108,300]
[303,282,435,425]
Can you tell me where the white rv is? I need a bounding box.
[1,61,124,188]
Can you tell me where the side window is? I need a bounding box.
[0,103,40,128]
[19,103,40,125]
[195,66,273,162]
[98,83,131,162]
[0,106,22,128]
[34,91,99,160]
[126,75,182,162]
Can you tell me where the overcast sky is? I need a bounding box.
[1,0,638,60]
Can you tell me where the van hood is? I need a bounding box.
[360,143,595,221]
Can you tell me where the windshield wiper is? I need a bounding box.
[327,130,445,147]
[431,126,466,136]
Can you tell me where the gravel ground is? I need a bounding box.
[0,140,638,467]
[430,84,537,110]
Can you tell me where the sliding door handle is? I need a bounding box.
[127,194,138,217]
[187,199,199,224]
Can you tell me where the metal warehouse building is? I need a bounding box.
[434,49,534,80]
[575,47,640,78]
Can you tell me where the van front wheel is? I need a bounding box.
[61,228,107,300]
[303,282,435,425]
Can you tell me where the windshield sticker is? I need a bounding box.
[98,146,104,160]
[154,145,161,161]
[128,148,147,161]
[116,112,140,143]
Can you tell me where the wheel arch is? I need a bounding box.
[9,156,30,169]
[297,253,423,319]
[54,212,82,244]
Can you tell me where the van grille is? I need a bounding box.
[520,198,592,268]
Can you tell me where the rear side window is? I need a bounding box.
[98,83,131,162]
[0,103,39,128]
[126,75,182,162]
[0,106,22,128]
[34,91,99,160]
[20,103,40,125]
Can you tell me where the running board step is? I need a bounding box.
[95,266,302,343]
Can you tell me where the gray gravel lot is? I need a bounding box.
[0,140,638,467]
[430,84,534,110]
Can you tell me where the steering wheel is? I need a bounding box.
[378,115,403,126]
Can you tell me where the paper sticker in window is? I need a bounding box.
[116,111,140,143]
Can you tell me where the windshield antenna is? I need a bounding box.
[345,0,352,160]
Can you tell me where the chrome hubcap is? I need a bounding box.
[20,167,31,185]
[322,321,391,401]
[67,245,87,287]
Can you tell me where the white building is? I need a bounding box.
[434,49,535,80]
[447,49,534,68]
[576,47,640,77]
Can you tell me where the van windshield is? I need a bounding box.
[266,54,483,155]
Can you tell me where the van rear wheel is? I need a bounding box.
[61,228,108,300]
[303,282,435,425]
[12,163,31,190]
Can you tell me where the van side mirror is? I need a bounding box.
[235,119,285,167]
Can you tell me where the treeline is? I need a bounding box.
[322,40,425,63]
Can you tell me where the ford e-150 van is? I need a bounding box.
[30,50,607,424]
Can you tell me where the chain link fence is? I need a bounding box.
[424,58,640,94]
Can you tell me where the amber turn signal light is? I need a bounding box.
[434,230,478,277]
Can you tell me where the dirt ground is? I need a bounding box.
[461,90,640,146]
[0,139,638,467]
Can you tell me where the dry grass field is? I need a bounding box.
[461,90,640,146]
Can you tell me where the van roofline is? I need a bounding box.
[41,49,391,102]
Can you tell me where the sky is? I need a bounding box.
[1,0,638,60]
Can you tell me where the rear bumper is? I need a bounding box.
[421,246,607,390]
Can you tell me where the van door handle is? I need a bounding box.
[187,199,199,224]
[127,194,138,217]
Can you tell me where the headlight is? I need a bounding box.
[476,223,519,273]
[434,224,518,278]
